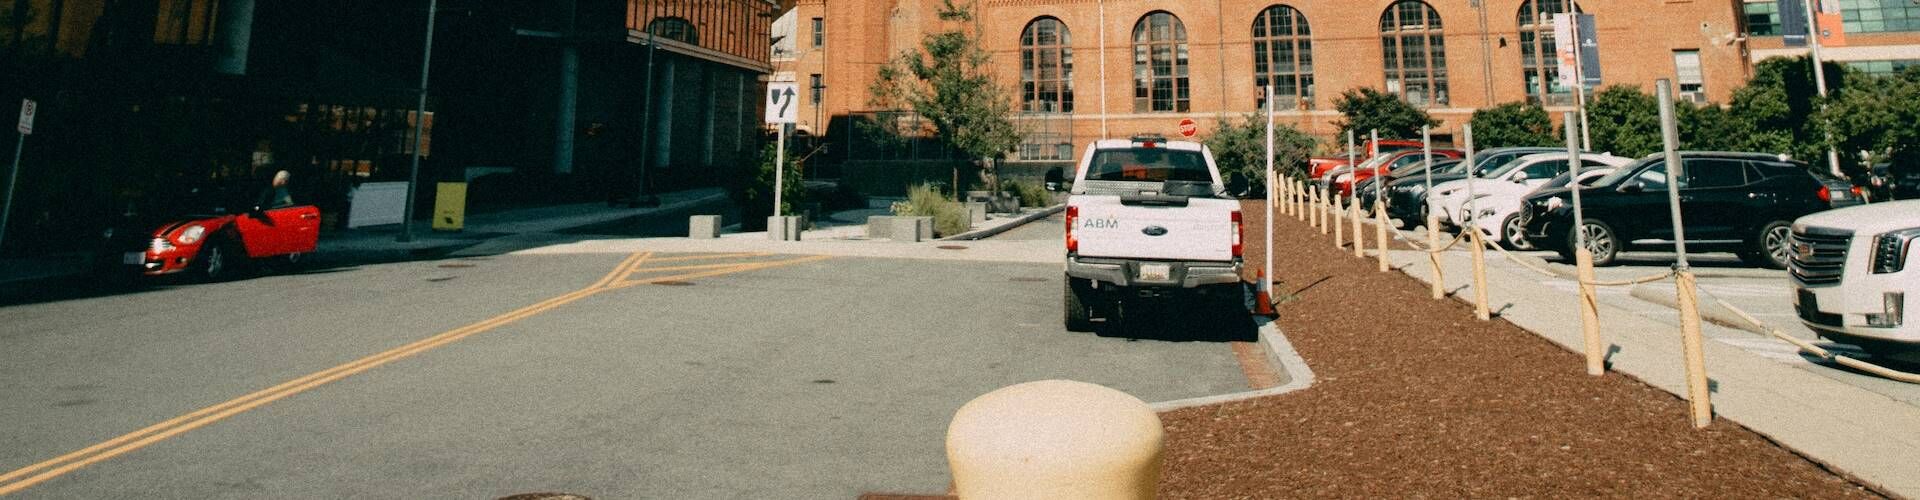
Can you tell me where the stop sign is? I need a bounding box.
[1177,118,1198,138]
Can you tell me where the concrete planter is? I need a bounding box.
[868,215,933,241]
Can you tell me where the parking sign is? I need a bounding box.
[17,99,34,135]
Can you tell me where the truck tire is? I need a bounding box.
[1064,276,1095,332]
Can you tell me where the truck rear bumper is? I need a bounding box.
[1067,256,1243,288]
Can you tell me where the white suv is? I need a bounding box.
[1791,200,1920,358]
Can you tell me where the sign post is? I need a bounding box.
[1,98,34,251]
[1264,86,1275,292]
[766,82,799,220]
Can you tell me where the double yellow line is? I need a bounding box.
[0,251,825,495]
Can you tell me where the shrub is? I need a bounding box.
[893,184,972,236]
[999,178,1052,207]
[1204,113,1318,190]
[1331,87,1441,140]
[1469,102,1557,148]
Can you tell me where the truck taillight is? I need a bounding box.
[1231,210,1243,258]
[1066,205,1079,253]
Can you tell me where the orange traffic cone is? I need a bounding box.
[1252,268,1276,317]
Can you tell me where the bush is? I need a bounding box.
[1331,87,1441,140]
[1203,113,1318,190]
[999,178,1051,207]
[1469,102,1558,148]
[892,184,971,236]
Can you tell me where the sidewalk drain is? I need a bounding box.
[653,280,694,286]
[937,245,968,250]
[497,494,591,500]
[437,263,476,268]
[425,276,457,282]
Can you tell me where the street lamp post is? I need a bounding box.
[399,0,438,243]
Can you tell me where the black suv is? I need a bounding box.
[1519,152,1860,268]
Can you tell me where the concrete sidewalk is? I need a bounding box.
[1376,242,1920,496]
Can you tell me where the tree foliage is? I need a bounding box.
[867,0,1021,189]
[1468,102,1557,148]
[1728,56,1850,167]
[1203,113,1318,192]
[1583,85,1665,157]
[1821,67,1920,169]
[1330,87,1440,140]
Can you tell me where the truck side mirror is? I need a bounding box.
[1225,172,1250,197]
[1044,167,1065,192]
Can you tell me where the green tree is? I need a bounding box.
[1584,85,1663,157]
[1330,87,1440,139]
[868,0,1022,192]
[1468,102,1557,148]
[1821,67,1920,168]
[1728,56,1850,166]
[1203,113,1319,192]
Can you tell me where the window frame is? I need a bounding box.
[1379,1,1449,107]
[1252,5,1314,110]
[1019,17,1075,113]
[1132,11,1191,113]
[1517,0,1581,106]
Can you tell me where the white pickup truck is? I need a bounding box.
[1060,136,1246,331]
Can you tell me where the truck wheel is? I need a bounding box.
[1064,276,1095,332]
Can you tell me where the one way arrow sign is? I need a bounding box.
[765,82,798,124]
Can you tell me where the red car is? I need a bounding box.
[109,178,321,280]
[1307,139,1427,179]
[1324,149,1464,196]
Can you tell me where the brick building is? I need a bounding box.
[1741,0,1920,77]
[776,0,1759,158]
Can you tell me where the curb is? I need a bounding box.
[1149,320,1317,412]
[941,204,1065,241]
[1627,285,1773,335]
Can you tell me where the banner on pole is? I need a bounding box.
[1779,0,1809,47]
[1554,14,1577,88]
[1576,14,1602,88]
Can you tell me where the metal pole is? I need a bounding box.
[1464,124,1489,320]
[1475,0,1495,106]
[1265,85,1276,285]
[1803,0,1845,178]
[1424,124,1442,300]
[399,0,438,243]
[552,0,578,175]
[1657,80,1689,268]
[1097,0,1108,137]
[1566,112,1586,249]
[1567,1,1591,150]
[775,124,786,218]
[1568,110,1604,375]
[0,134,24,250]
[1371,129,1382,210]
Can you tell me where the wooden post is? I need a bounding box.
[1375,202,1390,272]
[1333,194,1345,248]
[1294,181,1305,221]
[1471,228,1490,321]
[1427,212,1443,299]
[1351,197,1365,258]
[1676,270,1712,428]
[1317,189,1329,234]
[1577,249,1604,375]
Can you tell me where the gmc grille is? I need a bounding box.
[1789,227,1851,286]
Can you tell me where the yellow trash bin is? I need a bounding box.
[433,182,466,231]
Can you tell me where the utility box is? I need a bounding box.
[433,182,466,232]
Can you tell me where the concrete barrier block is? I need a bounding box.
[916,216,935,241]
[866,215,894,240]
[689,215,721,239]
[767,215,803,241]
[965,201,988,224]
[886,217,922,242]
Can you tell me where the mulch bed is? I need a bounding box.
[1152,200,1884,498]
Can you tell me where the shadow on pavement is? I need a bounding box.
[1095,284,1260,343]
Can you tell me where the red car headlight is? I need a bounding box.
[175,225,206,245]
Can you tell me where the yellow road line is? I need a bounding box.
[627,262,764,274]
[643,252,769,263]
[0,252,655,495]
[611,255,830,289]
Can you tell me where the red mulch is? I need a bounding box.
[1152,201,1884,498]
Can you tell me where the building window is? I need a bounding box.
[1674,50,1704,101]
[810,74,823,104]
[812,17,824,47]
[1253,5,1313,110]
[1380,1,1448,107]
[1841,0,1920,34]
[1743,1,1782,36]
[1518,0,1581,106]
[648,17,698,45]
[1019,17,1074,113]
[1846,59,1920,77]
[154,0,219,45]
[1133,11,1190,113]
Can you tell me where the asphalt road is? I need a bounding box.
[0,221,1255,498]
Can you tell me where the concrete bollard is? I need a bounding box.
[966,201,989,225]
[767,215,803,241]
[887,216,932,242]
[947,380,1162,500]
[866,215,894,240]
[689,215,721,239]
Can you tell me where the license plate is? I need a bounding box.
[123,252,146,265]
[1139,263,1171,282]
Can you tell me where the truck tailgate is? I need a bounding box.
[1074,197,1237,261]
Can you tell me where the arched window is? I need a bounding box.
[1253,5,1313,109]
[1020,18,1074,113]
[1518,0,1582,106]
[648,17,697,45]
[1133,12,1189,113]
[1379,1,1447,107]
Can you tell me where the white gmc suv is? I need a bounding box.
[1061,136,1245,331]
[1790,199,1920,358]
